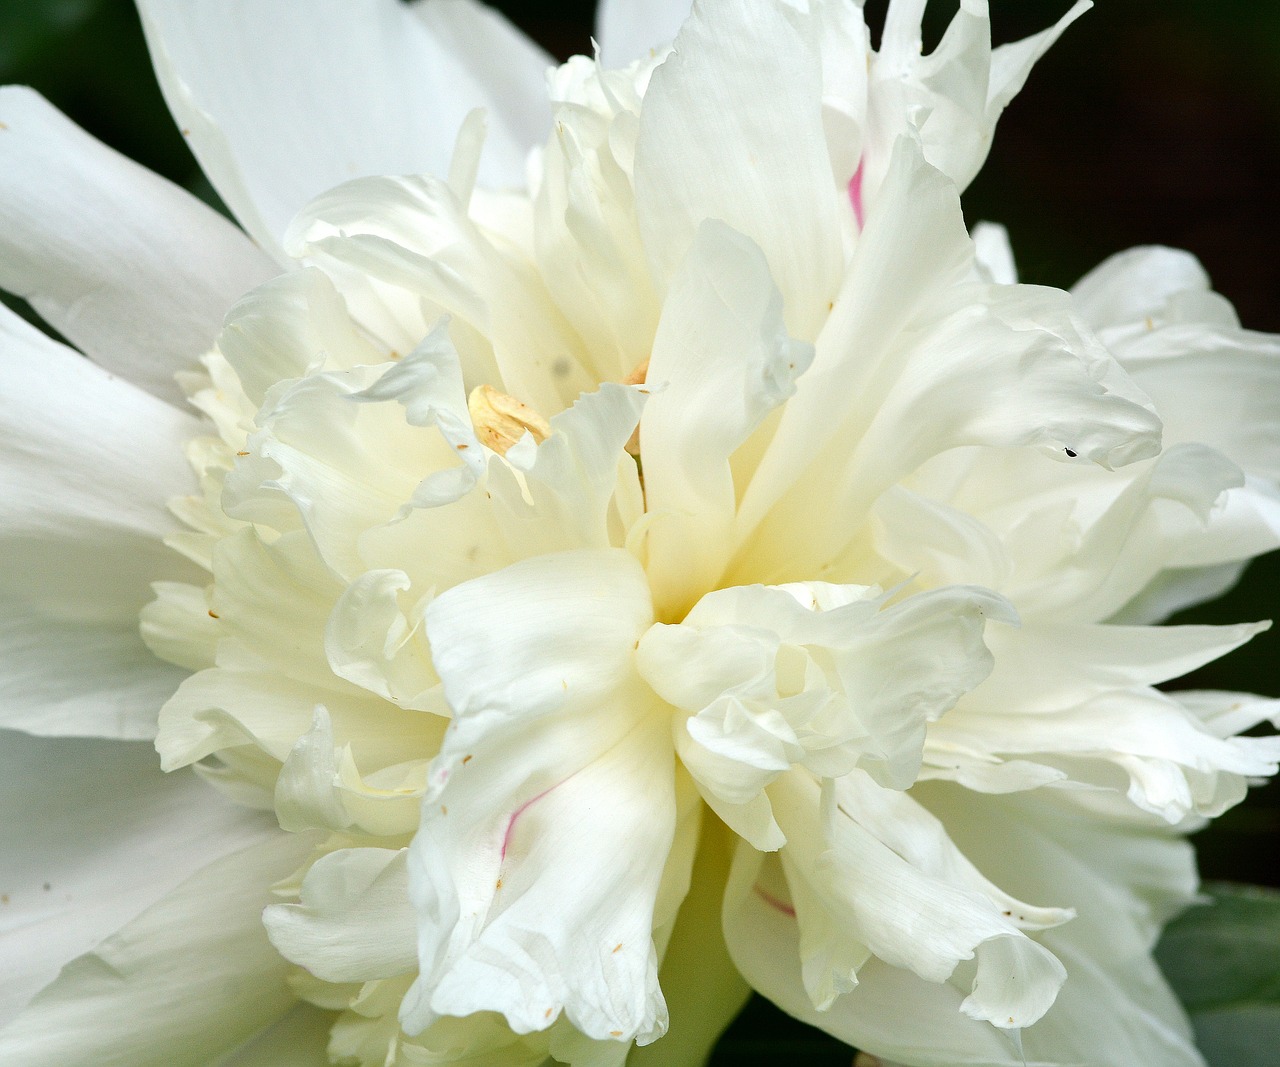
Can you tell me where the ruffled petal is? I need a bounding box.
[640,580,1013,836]
[916,783,1206,1067]
[861,0,1090,201]
[932,620,1280,822]
[287,173,591,414]
[264,847,417,984]
[403,550,676,1046]
[722,842,1043,1067]
[770,771,1067,1027]
[0,832,314,1066]
[137,0,553,252]
[0,305,203,738]
[736,136,1161,584]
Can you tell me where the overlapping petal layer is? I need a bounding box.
[2,1,1278,1066]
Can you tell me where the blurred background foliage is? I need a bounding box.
[3,1,1278,1062]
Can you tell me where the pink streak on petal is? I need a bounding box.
[848,158,866,231]
[501,787,554,860]
[754,884,797,918]
[500,770,581,860]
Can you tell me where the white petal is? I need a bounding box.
[596,0,690,68]
[137,0,553,252]
[157,528,442,772]
[973,619,1269,714]
[633,0,842,339]
[722,843,1039,1066]
[917,783,1206,1067]
[1071,246,1213,331]
[403,550,675,1045]
[935,682,1279,823]
[865,1,1090,199]
[0,87,274,405]
[0,731,280,1025]
[0,832,314,1066]
[735,139,1161,583]
[641,221,813,615]
[264,847,417,984]
[771,771,1066,1027]
[1115,320,1280,482]
[971,222,1018,285]
[641,581,1013,813]
[0,305,202,738]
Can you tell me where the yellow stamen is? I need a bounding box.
[467,384,552,455]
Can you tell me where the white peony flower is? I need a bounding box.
[2,2,1278,1066]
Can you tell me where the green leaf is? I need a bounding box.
[1156,883,1280,1066]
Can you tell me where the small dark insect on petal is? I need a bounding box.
[1063,448,1078,458]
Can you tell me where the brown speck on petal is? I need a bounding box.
[468,384,551,455]
[462,754,473,765]
[610,1031,623,1038]
[612,943,623,953]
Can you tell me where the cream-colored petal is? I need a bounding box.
[404,551,675,1046]
[634,0,842,339]
[641,221,813,617]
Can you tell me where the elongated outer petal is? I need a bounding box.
[0,87,275,406]
[137,0,553,253]
[0,305,203,739]
[634,0,842,339]
[0,831,315,1066]
[403,550,677,1047]
[596,0,690,67]
[0,731,281,1025]
[641,220,813,616]
[722,843,1045,1067]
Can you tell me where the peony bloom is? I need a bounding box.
[2,1,1278,1065]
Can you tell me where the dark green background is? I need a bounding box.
[3,2,1277,1062]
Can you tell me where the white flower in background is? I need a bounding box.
[2,1,1279,1066]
